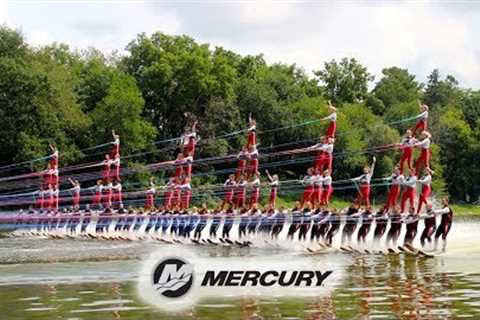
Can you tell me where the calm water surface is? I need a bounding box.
[1,219,479,319]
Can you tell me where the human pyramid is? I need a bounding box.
[30,100,435,216]
[5,99,455,253]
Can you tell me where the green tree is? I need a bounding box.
[460,90,480,129]
[0,28,89,166]
[91,71,157,154]
[123,32,237,140]
[372,67,420,114]
[314,58,374,105]
[437,108,477,200]
[424,69,462,108]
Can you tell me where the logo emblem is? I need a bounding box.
[152,257,194,298]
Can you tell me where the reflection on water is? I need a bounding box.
[1,219,480,319]
[1,257,480,319]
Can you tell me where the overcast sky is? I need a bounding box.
[2,0,480,88]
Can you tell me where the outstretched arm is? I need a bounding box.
[265,170,273,182]
[306,143,322,150]
[328,100,337,111]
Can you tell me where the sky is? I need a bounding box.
[2,0,480,88]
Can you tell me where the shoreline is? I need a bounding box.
[275,197,480,218]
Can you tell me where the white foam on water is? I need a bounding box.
[80,299,133,307]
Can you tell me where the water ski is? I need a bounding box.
[404,243,417,252]
[399,245,418,255]
[347,245,363,254]
[234,240,243,246]
[387,248,399,255]
[207,239,218,245]
[417,249,434,257]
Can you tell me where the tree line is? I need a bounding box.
[0,26,479,202]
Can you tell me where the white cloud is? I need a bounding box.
[234,0,297,25]
[0,0,7,24]
[28,30,51,47]
[4,0,480,87]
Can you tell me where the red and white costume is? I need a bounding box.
[173,158,184,179]
[110,156,121,181]
[249,177,261,207]
[353,167,374,207]
[182,155,193,178]
[312,174,324,206]
[92,184,103,207]
[248,148,259,176]
[400,175,417,213]
[181,132,197,157]
[49,150,59,169]
[43,168,59,188]
[102,158,112,183]
[268,179,279,208]
[52,187,59,211]
[321,175,333,205]
[180,181,192,210]
[110,137,120,158]
[102,183,113,208]
[236,150,248,179]
[398,137,415,174]
[313,142,334,173]
[325,112,337,138]
[412,110,428,136]
[171,182,181,209]
[163,180,175,210]
[246,124,256,149]
[414,137,431,174]
[417,174,432,214]
[386,173,404,210]
[301,175,315,206]
[223,178,236,205]
[145,185,156,209]
[234,179,247,209]
[35,189,45,209]
[45,188,54,210]
[111,183,122,206]
[70,185,81,208]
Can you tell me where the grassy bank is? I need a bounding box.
[272,196,480,218]
[450,204,480,218]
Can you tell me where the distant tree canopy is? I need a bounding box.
[1,26,479,201]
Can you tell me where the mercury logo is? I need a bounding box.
[152,257,194,298]
[139,249,340,312]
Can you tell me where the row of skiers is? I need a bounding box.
[32,101,432,214]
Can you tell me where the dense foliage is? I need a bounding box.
[0,27,479,202]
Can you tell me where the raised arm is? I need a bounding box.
[370,157,376,176]
[328,100,336,110]
[265,170,274,182]
[192,120,198,133]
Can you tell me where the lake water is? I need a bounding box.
[1,218,479,319]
